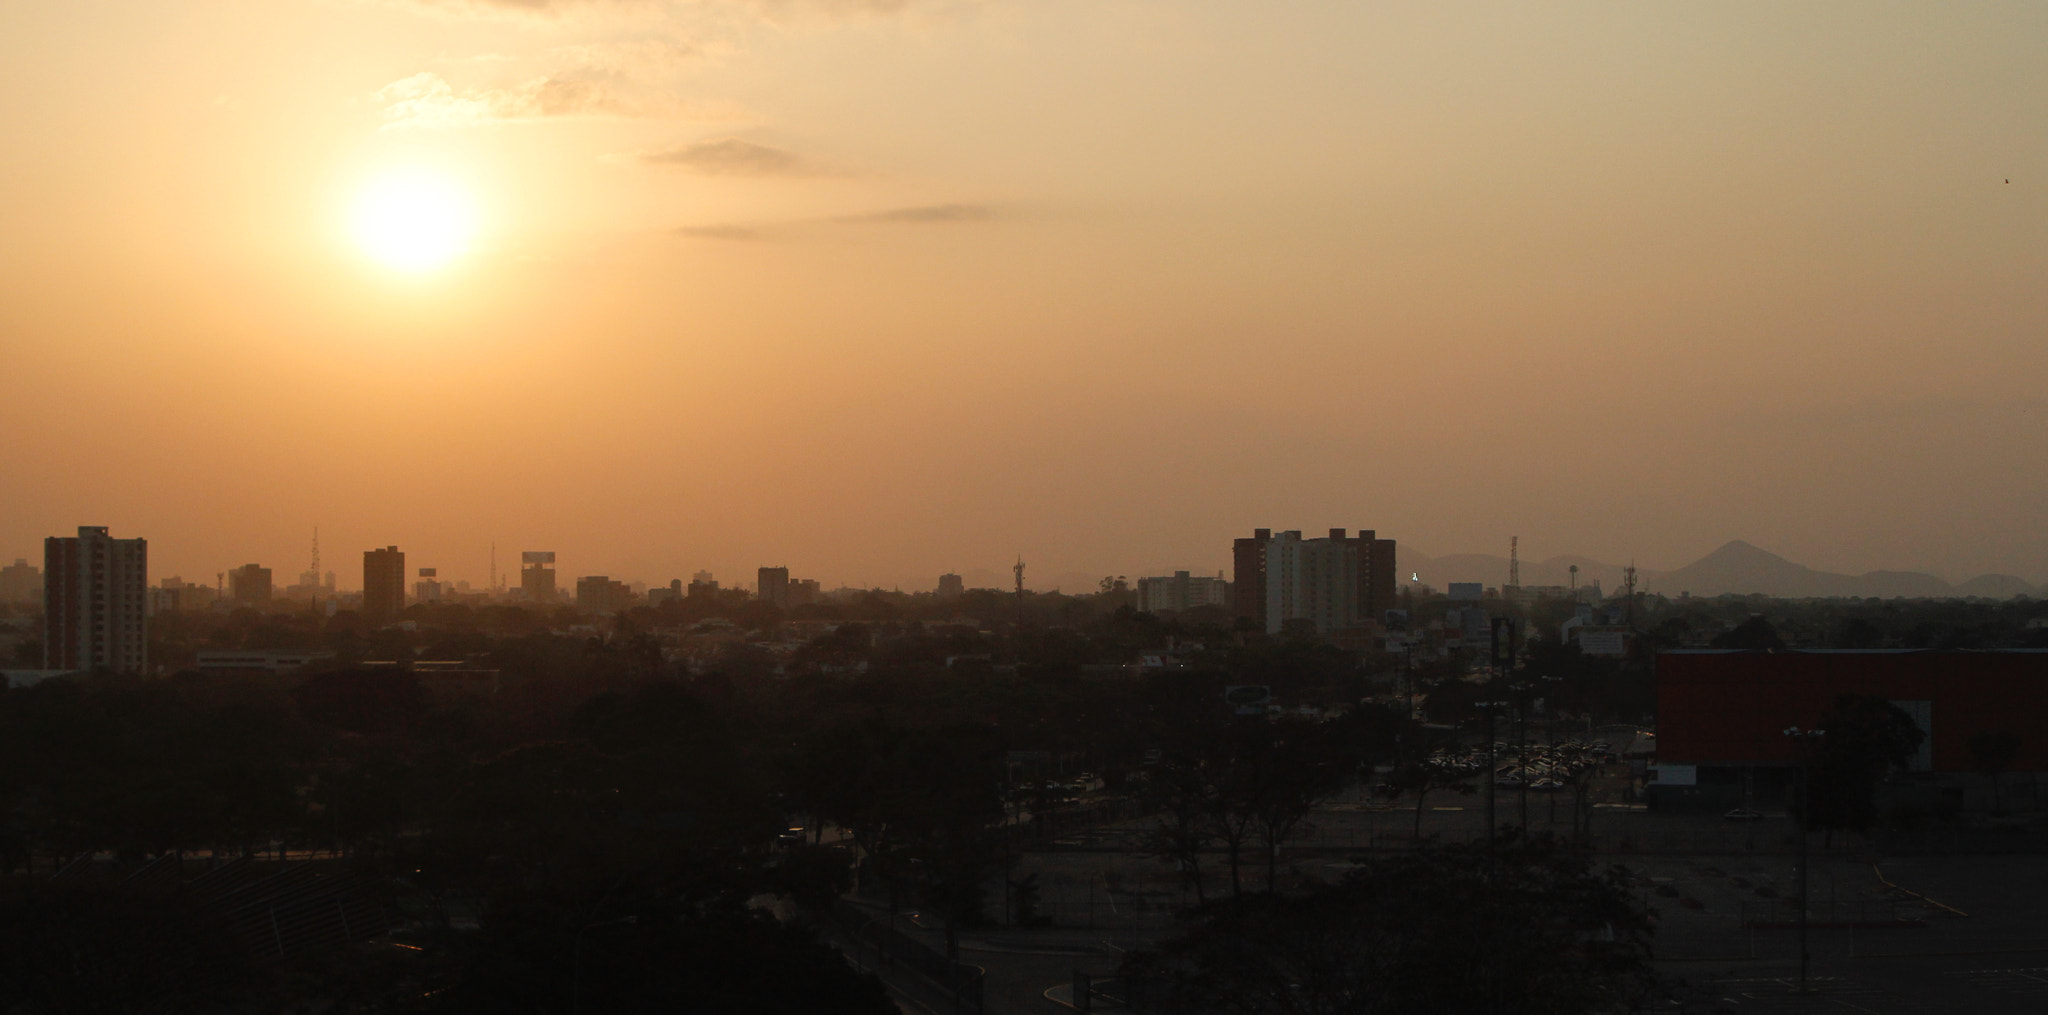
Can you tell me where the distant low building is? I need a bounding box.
[1135,571,1229,614]
[413,567,443,604]
[758,566,790,606]
[194,650,336,676]
[228,563,274,605]
[576,575,634,614]
[151,576,219,614]
[0,558,41,604]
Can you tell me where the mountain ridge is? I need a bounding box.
[1399,540,2039,600]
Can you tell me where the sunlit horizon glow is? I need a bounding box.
[349,170,477,272]
[2,2,2046,590]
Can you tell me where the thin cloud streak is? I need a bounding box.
[835,203,995,223]
[641,138,821,176]
[674,225,765,240]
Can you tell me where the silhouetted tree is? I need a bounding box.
[1711,615,1785,651]
[1805,695,1925,845]
[1969,729,2021,814]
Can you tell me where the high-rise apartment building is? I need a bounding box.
[758,566,790,607]
[228,563,273,604]
[936,573,965,600]
[1231,527,1397,635]
[363,546,406,618]
[44,526,148,672]
[521,551,557,604]
[1136,571,1230,614]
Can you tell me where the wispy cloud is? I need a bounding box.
[836,203,994,223]
[639,138,823,176]
[376,72,620,127]
[553,38,711,77]
[674,224,765,240]
[389,0,936,22]
[376,69,741,127]
[672,201,999,242]
[390,0,654,21]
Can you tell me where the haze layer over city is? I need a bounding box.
[4,2,2045,589]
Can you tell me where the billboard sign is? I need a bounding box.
[1577,628,1628,657]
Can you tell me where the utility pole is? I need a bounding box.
[1785,727,1826,994]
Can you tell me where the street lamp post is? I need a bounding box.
[1487,618,1516,838]
[1508,681,1533,829]
[1784,726,1826,994]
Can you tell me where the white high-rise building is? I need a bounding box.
[44,526,148,672]
[1262,530,1363,635]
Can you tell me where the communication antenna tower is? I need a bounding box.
[1012,557,1027,625]
[1623,563,1639,628]
[309,527,320,586]
[1508,536,1520,589]
[490,542,497,591]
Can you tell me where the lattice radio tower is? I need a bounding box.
[1508,535,1520,589]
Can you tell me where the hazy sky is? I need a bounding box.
[3,1,2044,591]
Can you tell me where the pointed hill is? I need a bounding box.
[1952,574,2041,599]
[1645,540,1952,599]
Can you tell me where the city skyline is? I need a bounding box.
[5,523,2043,603]
[4,3,2044,593]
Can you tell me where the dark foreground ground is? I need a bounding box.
[842,793,2048,1015]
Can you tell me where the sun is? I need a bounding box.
[349,169,477,272]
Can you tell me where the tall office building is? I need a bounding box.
[521,551,557,603]
[758,566,790,607]
[363,546,406,618]
[228,563,274,604]
[935,573,965,600]
[1231,527,1397,635]
[44,526,148,672]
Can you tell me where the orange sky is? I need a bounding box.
[3,2,2044,591]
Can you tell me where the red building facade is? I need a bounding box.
[1656,650,2048,773]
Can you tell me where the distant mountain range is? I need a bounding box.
[1402,540,2041,600]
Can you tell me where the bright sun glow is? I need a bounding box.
[349,170,477,272]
